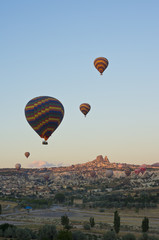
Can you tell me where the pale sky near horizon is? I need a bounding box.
[0,0,159,168]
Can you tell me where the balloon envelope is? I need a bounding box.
[135,169,140,175]
[25,96,64,143]
[94,57,109,75]
[125,168,131,176]
[118,164,123,169]
[25,152,30,158]
[15,163,21,170]
[139,166,146,174]
[80,103,91,117]
[106,169,113,178]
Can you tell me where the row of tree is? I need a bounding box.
[0,220,157,240]
[113,211,149,234]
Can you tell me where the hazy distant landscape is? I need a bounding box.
[0,155,159,239]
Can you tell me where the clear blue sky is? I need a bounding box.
[0,0,159,168]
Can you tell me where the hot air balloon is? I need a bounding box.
[118,164,123,169]
[15,163,21,170]
[94,57,109,75]
[125,168,131,176]
[135,169,140,175]
[25,152,30,158]
[25,96,64,144]
[106,169,113,178]
[139,165,146,175]
[79,103,91,117]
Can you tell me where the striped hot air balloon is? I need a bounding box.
[94,57,109,75]
[15,163,21,170]
[125,168,131,176]
[25,96,64,144]
[79,103,91,117]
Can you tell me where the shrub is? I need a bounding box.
[61,214,70,229]
[139,233,148,240]
[38,224,57,240]
[122,233,136,240]
[0,223,17,238]
[99,208,105,212]
[57,230,72,240]
[72,230,86,240]
[4,226,16,238]
[0,223,16,233]
[54,193,65,203]
[16,228,32,240]
[149,236,159,240]
[103,231,117,240]
[83,223,91,230]
[0,229,3,237]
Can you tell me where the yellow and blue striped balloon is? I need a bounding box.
[94,57,109,75]
[79,103,91,117]
[25,96,64,144]
[125,168,131,176]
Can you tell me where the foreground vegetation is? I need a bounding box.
[0,210,158,240]
[0,222,158,240]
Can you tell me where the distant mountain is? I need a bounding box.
[151,162,159,167]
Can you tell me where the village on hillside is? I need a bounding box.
[0,155,159,200]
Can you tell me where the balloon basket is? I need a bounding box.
[42,141,48,145]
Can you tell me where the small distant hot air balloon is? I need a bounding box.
[15,163,21,170]
[94,57,109,75]
[135,169,140,175]
[125,168,131,176]
[25,152,30,158]
[118,164,123,169]
[139,165,146,174]
[25,96,64,144]
[79,103,91,117]
[106,169,113,178]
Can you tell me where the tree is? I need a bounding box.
[54,193,65,203]
[113,210,120,234]
[89,217,95,228]
[142,217,149,232]
[38,224,57,240]
[0,204,2,214]
[61,214,70,229]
